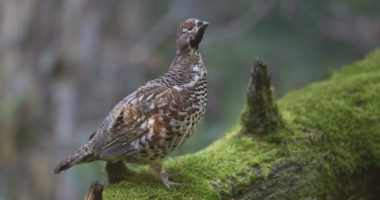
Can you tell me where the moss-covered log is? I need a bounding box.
[101,50,380,199]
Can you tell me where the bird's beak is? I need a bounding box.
[198,20,209,29]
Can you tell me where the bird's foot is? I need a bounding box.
[162,171,180,176]
[160,172,182,188]
[149,161,182,188]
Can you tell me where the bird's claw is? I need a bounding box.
[163,171,180,176]
[160,172,183,188]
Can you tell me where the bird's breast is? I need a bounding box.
[126,77,207,164]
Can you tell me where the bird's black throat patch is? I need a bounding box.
[190,28,206,50]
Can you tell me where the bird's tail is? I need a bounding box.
[54,143,95,174]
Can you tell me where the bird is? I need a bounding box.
[54,18,209,188]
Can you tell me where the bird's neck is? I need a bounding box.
[176,45,199,56]
[165,51,206,88]
[172,49,200,66]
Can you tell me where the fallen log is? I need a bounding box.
[97,50,380,199]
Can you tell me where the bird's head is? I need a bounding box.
[176,18,209,54]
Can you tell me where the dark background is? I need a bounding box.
[0,0,379,199]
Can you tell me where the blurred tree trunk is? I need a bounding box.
[0,0,153,199]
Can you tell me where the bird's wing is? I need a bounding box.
[96,84,182,159]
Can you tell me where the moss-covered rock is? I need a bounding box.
[103,49,380,199]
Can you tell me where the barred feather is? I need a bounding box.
[54,143,94,174]
[54,18,208,175]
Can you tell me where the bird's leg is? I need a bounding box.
[149,161,182,188]
[105,160,133,184]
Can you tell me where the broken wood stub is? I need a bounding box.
[84,161,131,199]
[84,181,104,200]
[241,59,282,135]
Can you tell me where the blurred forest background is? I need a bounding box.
[0,0,379,199]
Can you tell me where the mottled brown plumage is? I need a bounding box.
[54,18,209,188]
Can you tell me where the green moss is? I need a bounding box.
[278,49,380,197]
[104,49,380,199]
[104,127,281,199]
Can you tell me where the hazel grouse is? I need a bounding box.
[54,18,209,188]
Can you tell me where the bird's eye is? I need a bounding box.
[187,26,194,31]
